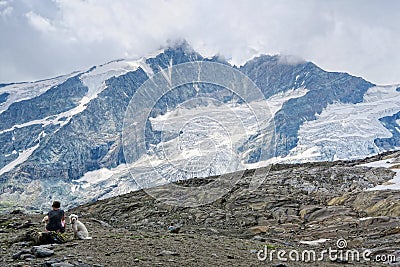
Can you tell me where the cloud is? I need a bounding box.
[25,11,55,32]
[0,0,13,18]
[277,55,306,66]
[0,0,399,85]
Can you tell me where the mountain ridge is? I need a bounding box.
[0,43,399,211]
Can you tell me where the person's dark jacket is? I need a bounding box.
[46,209,64,232]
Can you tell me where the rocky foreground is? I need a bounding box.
[1,152,400,266]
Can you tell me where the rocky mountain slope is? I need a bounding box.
[0,42,400,211]
[0,151,399,266]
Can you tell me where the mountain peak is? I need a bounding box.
[164,39,195,54]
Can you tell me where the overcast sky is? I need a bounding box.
[0,0,399,85]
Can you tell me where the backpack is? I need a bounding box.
[40,231,68,244]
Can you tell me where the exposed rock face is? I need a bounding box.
[347,191,400,217]
[0,92,9,105]
[75,163,395,229]
[240,56,374,159]
[0,76,88,131]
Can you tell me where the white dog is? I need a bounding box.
[42,215,49,226]
[69,214,92,240]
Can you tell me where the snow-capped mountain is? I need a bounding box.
[0,43,399,211]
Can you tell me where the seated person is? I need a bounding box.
[46,201,65,233]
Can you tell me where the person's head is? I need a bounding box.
[52,201,61,210]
